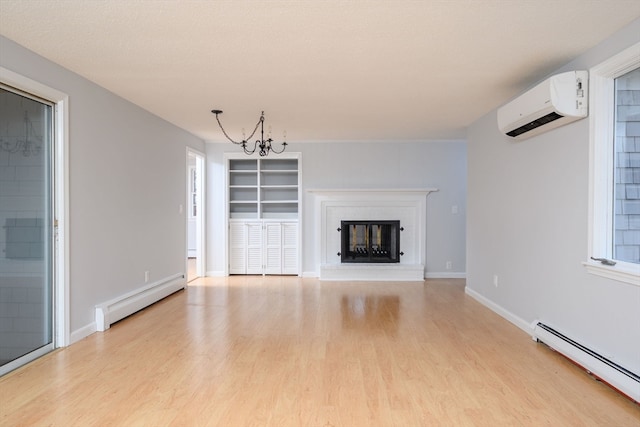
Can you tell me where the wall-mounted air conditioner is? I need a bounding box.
[497,70,588,140]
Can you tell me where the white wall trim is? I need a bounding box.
[206,270,226,277]
[464,286,532,334]
[69,322,97,344]
[186,148,206,279]
[425,272,467,279]
[582,260,640,287]
[586,41,640,285]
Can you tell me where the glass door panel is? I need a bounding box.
[0,86,54,375]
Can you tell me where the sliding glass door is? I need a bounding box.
[0,85,55,375]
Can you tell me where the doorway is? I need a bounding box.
[0,84,55,375]
[187,149,205,282]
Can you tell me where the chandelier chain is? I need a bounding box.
[214,112,262,145]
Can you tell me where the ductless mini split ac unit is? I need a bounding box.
[497,70,588,140]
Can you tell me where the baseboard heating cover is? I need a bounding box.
[533,322,640,402]
[95,273,185,331]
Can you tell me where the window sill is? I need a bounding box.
[583,261,640,287]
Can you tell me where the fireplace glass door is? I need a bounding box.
[341,220,400,263]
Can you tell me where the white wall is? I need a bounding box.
[0,36,205,339]
[206,140,467,277]
[466,19,640,374]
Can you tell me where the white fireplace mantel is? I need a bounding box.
[308,188,437,281]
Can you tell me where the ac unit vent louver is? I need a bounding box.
[498,71,588,140]
[506,112,564,137]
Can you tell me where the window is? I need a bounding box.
[586,42,640,285]
[613,68,640,264]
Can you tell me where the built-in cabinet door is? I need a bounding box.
[246,222,263,274]
[264,222,283,274]
[229,222,247,274]
[229,221,262,274]
[282,223,298,275]
[229,220,298,275]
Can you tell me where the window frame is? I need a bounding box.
[585,41,640,286]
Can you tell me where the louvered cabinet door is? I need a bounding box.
[281,222,298,275]
[264,222,283,275]
[228,222,247,274]
[228,220,298,275]
[246,222,263,274]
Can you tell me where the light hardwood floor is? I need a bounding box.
[187,257,197,283]
[1,277,638,426]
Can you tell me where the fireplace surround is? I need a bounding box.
[309,188,437,281]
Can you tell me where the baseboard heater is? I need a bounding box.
[533,322,640,403]
[95,273,186,332]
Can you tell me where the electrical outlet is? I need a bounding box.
[446,261,452,270]
[144,271,150,283]
[493,274,499,287]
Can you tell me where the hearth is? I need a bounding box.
[340,220,401,263]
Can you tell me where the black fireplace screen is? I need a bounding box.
[340,220,400,263]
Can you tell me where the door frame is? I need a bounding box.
[186,148,206,280]
[0,68,70,351]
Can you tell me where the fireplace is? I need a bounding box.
[340,220,400,263]
[310,188,436,281]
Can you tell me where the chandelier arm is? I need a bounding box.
[0,139,22,154]
[0,111,43,157]
[241,140,258,155]
[269,141,288,154]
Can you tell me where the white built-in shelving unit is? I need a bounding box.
[226,152,301,275]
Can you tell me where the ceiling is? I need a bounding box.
[1,1,639,142]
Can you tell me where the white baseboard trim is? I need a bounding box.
[206,270,226,277]
[301,271,467,280]
[425,272,467,279]
[95,273,185,332]
[69,322,96,345]
[464,287,532,334]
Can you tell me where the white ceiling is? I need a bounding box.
[1,1,639,142]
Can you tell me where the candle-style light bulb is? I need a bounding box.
[241,128,246,140]
[283,130,287,142]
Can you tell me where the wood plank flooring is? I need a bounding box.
[1,277,638,426]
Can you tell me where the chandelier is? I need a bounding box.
[0,111,43,157]
[211,109,287,156]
